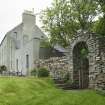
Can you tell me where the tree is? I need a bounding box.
[93,16,105,36]
[70,0,98,32]
[41,0,77,47]
[41,0,98,47]
[95,0,105,13]
[93,0,105,36]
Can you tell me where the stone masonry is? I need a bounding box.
[34,32,105,90]
[34,56,69,79]
[68,32,105,89]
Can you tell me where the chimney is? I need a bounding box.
[22,10,36,27]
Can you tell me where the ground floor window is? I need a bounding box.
[16,59,18,72]
[26,54,29,69]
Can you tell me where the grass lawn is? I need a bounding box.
[0,77,104,105]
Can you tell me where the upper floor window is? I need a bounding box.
[41,36,44,38]
[14,32,17,39]
[23,35,29,45]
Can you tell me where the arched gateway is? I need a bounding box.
[73,41,89,89]
[69,32,105,89]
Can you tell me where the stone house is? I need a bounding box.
[0,10,47,75]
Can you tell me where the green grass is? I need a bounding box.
[0,77,104,105]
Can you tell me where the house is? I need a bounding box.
[0,10,46,75]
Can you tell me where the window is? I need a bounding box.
[41,36,44,38]
[14,32,17,39]
[16,59,18,72]
[23,35,28,45]
[26,54,29,69]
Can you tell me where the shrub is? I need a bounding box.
[64,73,70,82]
[0,65,7,74]
[31,68,37,76]
[38,68,49,77]
[65,79,72,86]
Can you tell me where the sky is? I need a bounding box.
[0,0,52,42]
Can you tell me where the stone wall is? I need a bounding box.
[95,73,105,91]
[69,32,105,90]
[34,56,69,79]
[94,37,105,91]
[34,33,105,91]
[68,33,99,88]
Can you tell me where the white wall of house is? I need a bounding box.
[0,10,46,75]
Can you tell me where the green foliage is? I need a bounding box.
[64,73,70,82]
[40,40,52,48]
[70,0,98,31]
[93,16,105,36]
[65,79,72,85]
[38,68,49,77]
[0,65,7,74]
[92,0,105,36]
[80,48,88,58]
[41,0,79,47]
[31,68,49,77]
[95,0,105,13]
[31,68,37,76]
[41,0,98,47]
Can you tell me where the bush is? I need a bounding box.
[0,65,7,74]
[65,79,72,85]
[31,67,49,77]
[31,68,37,76]
[38,68,49,77]
[64,73,70,82]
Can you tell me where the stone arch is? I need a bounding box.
[68,33,103,89]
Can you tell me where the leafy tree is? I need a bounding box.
[93,0,105,36]
[70,0,98,32]
[40,40,52,48]
[41,0,98,47]
[93,16,105,36]
[95,0,105,13]
[41,0,76,47]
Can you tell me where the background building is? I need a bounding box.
[0,10,46,75]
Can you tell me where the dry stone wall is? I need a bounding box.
[69,32,105,90]
[34,56,69,79]
[95,73,105,91]
[34,33,105,91]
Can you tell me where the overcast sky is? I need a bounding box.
[0,0,52,42]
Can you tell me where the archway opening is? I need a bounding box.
[73,42,89,89]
